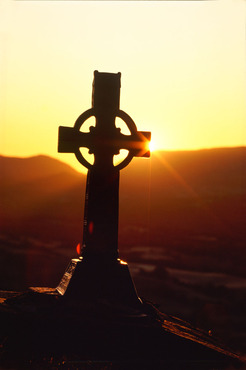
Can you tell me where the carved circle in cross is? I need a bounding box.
[73,108,138,170]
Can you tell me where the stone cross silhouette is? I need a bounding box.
[57,71,151,304]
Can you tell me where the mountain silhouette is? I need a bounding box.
[0,155,77,184]
[1,148,245,244]
[0,155,85,242]
[120,147,246,245]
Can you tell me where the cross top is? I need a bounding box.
[56,71,151,302]
[58,71,151,171]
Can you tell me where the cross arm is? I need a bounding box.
[58,126,92,153]
[58,125,151,158]
[117,131,151,158]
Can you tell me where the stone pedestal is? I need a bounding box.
[56,258,141,307]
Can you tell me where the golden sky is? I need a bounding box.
[1,0,245,172]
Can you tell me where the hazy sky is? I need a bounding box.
[1,0,245,172]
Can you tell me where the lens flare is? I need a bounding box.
[76,243,81,255]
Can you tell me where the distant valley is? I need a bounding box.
[1,148,246,279]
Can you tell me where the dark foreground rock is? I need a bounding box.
[0,289,243,369]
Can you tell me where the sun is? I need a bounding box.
[149,139,157,153]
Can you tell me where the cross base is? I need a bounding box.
[56,258,142,307]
